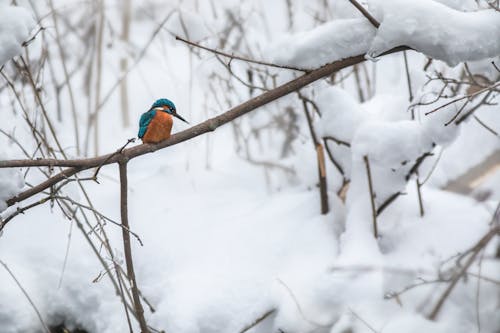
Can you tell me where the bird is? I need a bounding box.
[138,98,188,143]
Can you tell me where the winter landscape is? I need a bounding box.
[0,0,499,332]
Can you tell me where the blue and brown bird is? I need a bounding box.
[138,98,188,143]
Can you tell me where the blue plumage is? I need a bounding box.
[151,98,176,112]
[138,109,156,138]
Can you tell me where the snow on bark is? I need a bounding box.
[0,5,35,66]
[0,153,24,212]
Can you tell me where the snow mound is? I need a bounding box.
[352,121,431,168]
[269,1,499,68]
[0,5,35,66]
[316,86,366,142]
[269,19,375,69]
[368,0,500,66]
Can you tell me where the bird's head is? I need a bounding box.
[150,98,189,123]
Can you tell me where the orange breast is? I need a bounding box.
[142,112,173,143]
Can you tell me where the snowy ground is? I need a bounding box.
[0,0,499,333]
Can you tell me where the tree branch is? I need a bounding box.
[376,191,402,216]
[347,0,380,28]
[2,47,407,209]
[299,94,329,214]
[119,161,149,332]
[239,309,276,333]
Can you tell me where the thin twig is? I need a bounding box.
[92,138,136,182]
[455,91,495,125]
[16,56,67,159]
[48,0,80,155]
[323,138,346,177]
[377,151,434,217]
[347,0,380,28]
[117,266,134,333]
[58,199,135,323]
[416,176,424,217]
[492,61,500,73]
[428,223,500,320]
[403,51,414,118]
[385,277,447,301]
[54,194,143,245]
[277,278,335,328]
[324,135,351,147]
[473,115,498,136]
[376,192,402,216]
[405,152,433,181]
[363,156,378,238]
[21,26,46,47]
[239,309,276,333]
[425,81,500,116]
[349,308,379,333]
[444,99,470,126]
[175,35,309,72]
[96,10,176,114]
[57,219,74,289]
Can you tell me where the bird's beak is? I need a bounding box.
[173,113,189,124]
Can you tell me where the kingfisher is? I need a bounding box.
[138,98,189,143]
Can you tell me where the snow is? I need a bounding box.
[269,19,375,69]
[352,121,430,168]
[270,0,500,68]
[368,0,500,66]
[316,86,366,142]
[0,5,35,66]
[0,161,342,333]
[0,1,499,333]
[422,107,461,147]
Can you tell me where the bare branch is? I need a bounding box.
[2,47,407,209]
[239,309,276,333]
[347,0,380,28]
[428,222,500,320]
[424,81,500,116]
[119,161,149,332]
[405,152,433,181]
[323,135,351,147]
[376,191,403,216]
[277,278,335,328]
[363,155,378,238]
[455,90,495,125]
[175,35,309,72]
[473,115,498,136]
